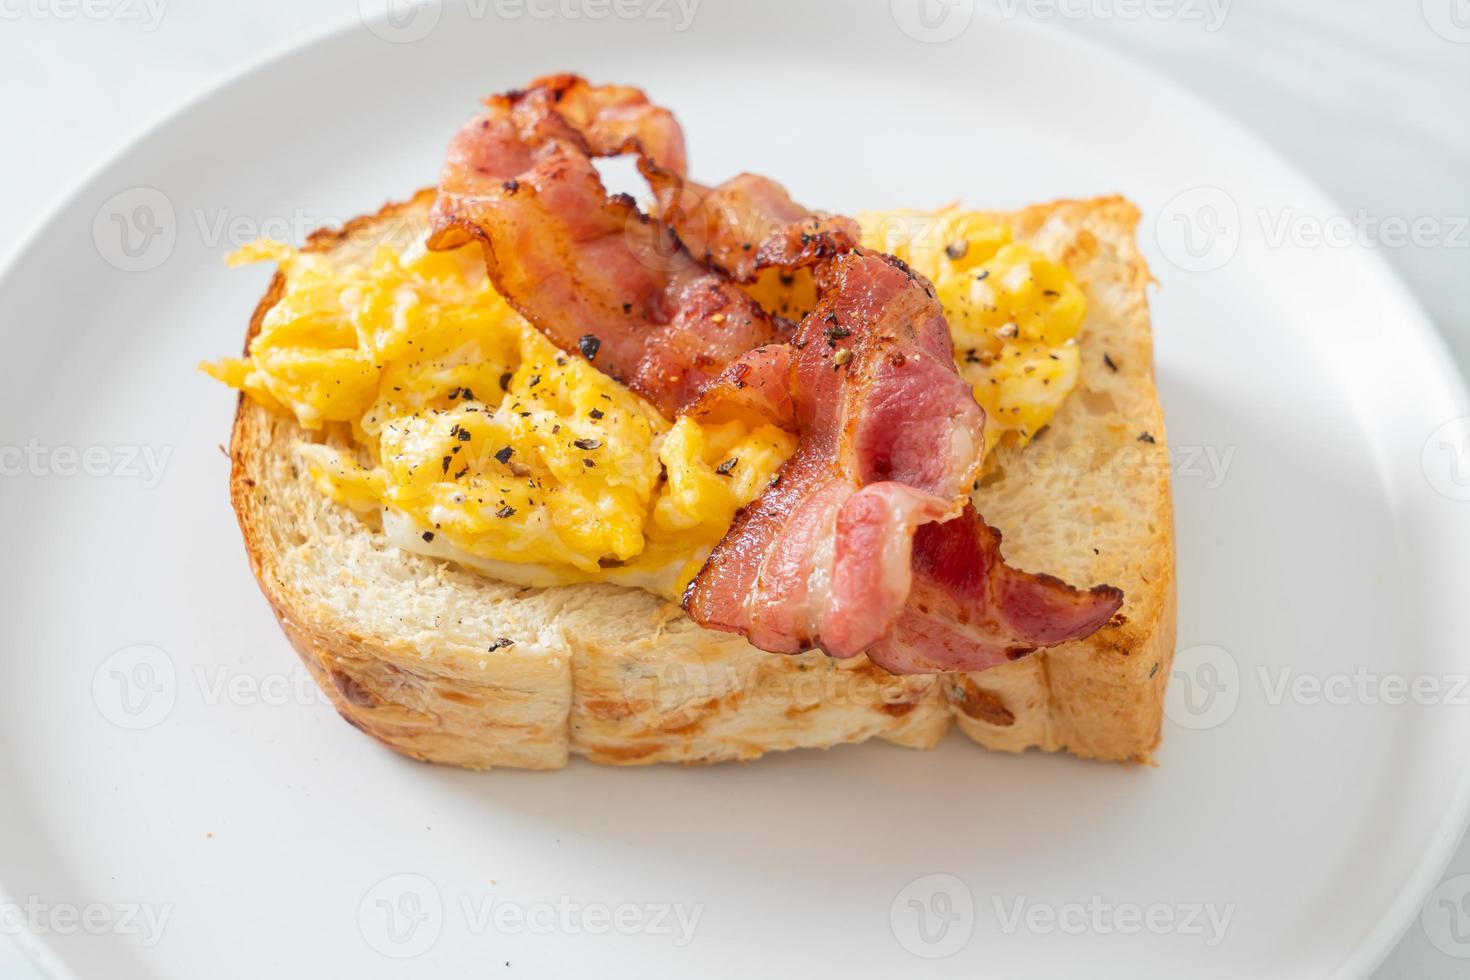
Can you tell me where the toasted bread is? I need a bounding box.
[226,190,1173,769]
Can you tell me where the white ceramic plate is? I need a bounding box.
[3,3,1468,977]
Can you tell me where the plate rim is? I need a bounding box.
[1,4,1467,978]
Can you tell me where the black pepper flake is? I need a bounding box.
[589,408,604,420]
[945,240,969,261]
[1149,662,1160,678]
[502,179,519,194]
[499,371,513,391]
[583,458,595,467]
[441,455,451,474]
[422,531,435,542]
[975,269,990,281]
[716,457,737,476]
[528,374,541,388]
[448,387,462,401]
[488,636,515,651]
[621,302,632,314]
[1137,432,1156,444]
[495,505,516,518]
[495,446,514,464]
[1103,353,1118,372]
[1043,289,1060,298]
[578,334,602,361]
[573,437,602,451]
[454,467,468,479]
[457,428,472,442]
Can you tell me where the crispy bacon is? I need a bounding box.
[682,344,796,430]
[427,74,784,418]
[867,512,1124,673]
[641,167,860,283]
[684,250,981,655]
[430,75,1123,674]
[683,250,1123,673]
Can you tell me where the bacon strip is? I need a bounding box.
[427,74,785,418]
[868,516,1125,672]
[682,344,796,430]
[683,250,1123,673]
[684,250,979,656]
[641,166,859,283]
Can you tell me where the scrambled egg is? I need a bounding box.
[205,208,1084,598]
[858,207,1086,456]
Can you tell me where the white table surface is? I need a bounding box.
[0,2,1466,977]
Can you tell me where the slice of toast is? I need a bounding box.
[226,190,1173,769]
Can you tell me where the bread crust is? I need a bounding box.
[225,191,1173,769]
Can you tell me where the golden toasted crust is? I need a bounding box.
[224,191,1173,769]
[952,196,1175,762]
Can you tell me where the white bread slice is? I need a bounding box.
[226,190,1173,769]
